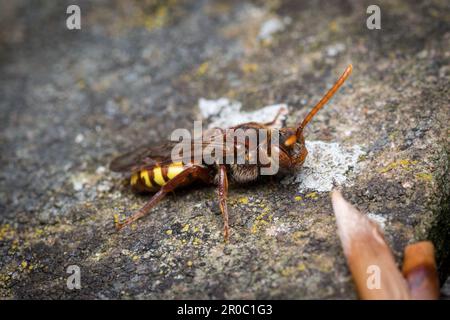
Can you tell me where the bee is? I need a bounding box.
[110,65,352,241]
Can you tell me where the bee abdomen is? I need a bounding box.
[130,162,185,192]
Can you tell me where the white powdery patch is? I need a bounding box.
[288,141,365,192]
[198,98,287,129]
[265,222,290,237]
[326,43,346,57]
[258,17,285,40]
[367,212,387,229]
[198,98,364,192]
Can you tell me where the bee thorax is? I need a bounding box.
[227,164,259,183]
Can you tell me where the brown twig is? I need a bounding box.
[402,241,440,299]
[331,189,410,299]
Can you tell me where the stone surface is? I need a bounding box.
[0,0,448,299]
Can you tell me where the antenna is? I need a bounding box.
[297,64,353,136]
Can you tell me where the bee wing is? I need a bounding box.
[110,128,265,173]
[109,139,223,173]
[109,142,177,172]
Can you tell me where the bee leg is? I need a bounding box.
[115,165,210,230]
[264,106,287,127]
[217,164,230,242]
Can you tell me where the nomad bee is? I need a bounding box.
[110,65,352,241]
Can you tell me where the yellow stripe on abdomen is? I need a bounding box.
[167,162,184,179]
[140,170,152,187]
[153,167,166,186]
[130,173,139,186]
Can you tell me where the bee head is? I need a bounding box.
[279,64,353,169]
[278,128,308,170]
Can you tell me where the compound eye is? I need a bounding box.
[284,135,296,147]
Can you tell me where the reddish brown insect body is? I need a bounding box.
[110,65,353,241]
